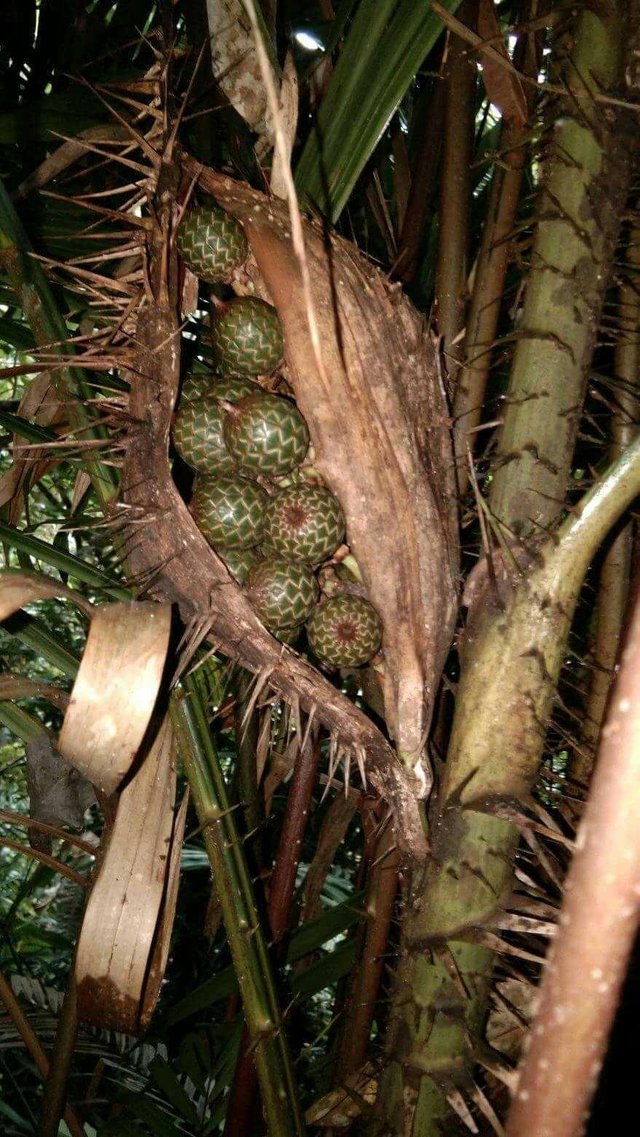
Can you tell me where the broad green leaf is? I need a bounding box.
[292,939,357,997]
[0,701,47,743]
[0,411,58,444]
[295,0,463,221]
[0,1100,33,1130]
[0,93,104,144]
[0,524,129,599]
[149,1057,201,1126]
[1,611,80,678]
[0,317,36,352]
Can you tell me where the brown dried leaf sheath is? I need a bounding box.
[187,161,459,763]
[75,718,183,1034]
[58,602,172,794]
[122,163,457,860]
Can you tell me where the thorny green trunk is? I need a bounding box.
[375,4,633,1134]
[490,5,629,535]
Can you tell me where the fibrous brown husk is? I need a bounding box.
[121,155,458,861]
[186,159,459,770]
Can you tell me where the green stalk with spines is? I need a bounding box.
[171,673,306,1137]
[0,179,119,511]
[375,4,633,1132]
[377,431,640,1134]
[488,5,630,535]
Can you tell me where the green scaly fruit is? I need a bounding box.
[273,624,302,646]
[212,297,284,378]
[192,475,268,549]
[172,377,259,473]
[307,595,382,667]
[246,558,319,628]
[180,371,218,403]
[223,392,309,475]
[263,484,345,564]
[219,546,261,585]
[176,205,248,283]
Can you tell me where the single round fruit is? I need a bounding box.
[172,396,234,474]
[176,205,248,283]
[173,378,261,472]
[224,392,309,475]
[212,298,284,378]
[263,484,345,564]
[273,624,301,646]
[180,371,216,403]
[192,475,268,549]
[246,558,319,628]
[219,546,260,584]
[307,595,382,667]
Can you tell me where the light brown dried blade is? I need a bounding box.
[0,569,92,622]
[74,716,179,1034]
[58,601,171,794]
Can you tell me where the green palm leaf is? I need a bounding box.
[295,0,463,220]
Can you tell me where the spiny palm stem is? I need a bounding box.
[172,675,307,1137]
[0,180,119,511]
[435,0,477,385]
[576,205,640,784]
[376,4,633,1131]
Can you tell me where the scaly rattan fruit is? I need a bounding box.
[176,205,248,283]
[219,546,260,584]
[223,392,309,475]
[172,377,259,473]
[180,371,215,403]
[191,475,268,549]
[273,624,301,645]
[212,297,284,377]
[307,595,382,667]
[263,484,344,564]
[246,558,319,628]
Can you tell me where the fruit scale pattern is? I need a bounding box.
[172,201,383,668]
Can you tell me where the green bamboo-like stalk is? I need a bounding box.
[0,179,119,510]
[376,5,632,1132]
[489,5,630,535]
[376,432,640,1135]
[171,674,306,1137]
[435,0,476,383]
[295,0,463,221]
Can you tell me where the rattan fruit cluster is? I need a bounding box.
[173,203,383,665]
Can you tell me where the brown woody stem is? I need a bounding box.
[505,590,640,1137]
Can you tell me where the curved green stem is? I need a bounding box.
[171,675,306,1137]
